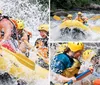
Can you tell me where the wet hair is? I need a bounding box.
[63,46,81,54]
[63,46,71,53]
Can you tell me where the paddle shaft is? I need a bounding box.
[64,69,90,85]
[24,40,34,50]
[1,46,35,70]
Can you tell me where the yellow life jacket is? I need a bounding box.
[61,58,81,77]
[76,17,84,23]
[37,47,48,58]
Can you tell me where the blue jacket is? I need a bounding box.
[51,53,74,74]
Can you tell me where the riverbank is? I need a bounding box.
[51,0,100,13]
[51,9,100,16]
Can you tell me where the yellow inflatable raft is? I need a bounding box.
[60,20,89,30]
[0,47,48,82]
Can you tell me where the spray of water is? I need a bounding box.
[50,12,100,41]
[0,0,49,85]
[0,0,49,43]
[50,43,100,85]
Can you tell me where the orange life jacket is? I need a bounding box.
[38,47,48,58]
[76,16,88,24]
[76,17,84,23]
[10,18,18,28]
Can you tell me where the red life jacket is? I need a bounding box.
[2,43,15,52]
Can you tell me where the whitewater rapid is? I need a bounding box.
[50,12,100,41]
[0,0,49,85]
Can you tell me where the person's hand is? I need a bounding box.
[89,66,94,73]
[21,33,28,41]
[69,77,76,82]
[21,37,27,41]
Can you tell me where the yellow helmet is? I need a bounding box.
[16,19,25,30]
[57,44,67,53]
[82,49,96,61]
[67,42,84,52]
[38,24,49,32]
[0,10,2,14]
[78,12,82,15]
[67,14,73,18]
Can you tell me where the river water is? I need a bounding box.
[50,42,100,85]
[0,0,49,85]
[50,11,100,41]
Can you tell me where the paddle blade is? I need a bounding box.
[60,20,88,30]
[91,26,100,33]
[2,47,35,70]
[16,53,35,70]
[53,15,61,21]
[90,15,100,20]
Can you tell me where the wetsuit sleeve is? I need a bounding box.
[50,57,65,74]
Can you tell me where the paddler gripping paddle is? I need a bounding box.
[53,15,89,31]
[53,15,100,33]
[53,15,100,21]
[64,69,91,85]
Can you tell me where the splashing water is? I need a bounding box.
[50,43,100,85]
[0,0,49,43]
[0,0,49,85]
[50,12,100,41]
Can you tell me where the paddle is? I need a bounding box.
[53,15,89,30]
[54,16,100,33]
[53,15,62,21]
[24,40,49,64]
[89,15,100,20]
[64,69,90,85]
[91,26,100,33]
[1,46,35,70]
[24,40,34,51]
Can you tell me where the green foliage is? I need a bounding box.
[51,0,100,10]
